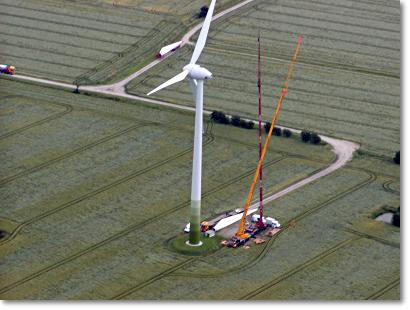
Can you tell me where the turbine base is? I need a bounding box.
[185,240,203,247]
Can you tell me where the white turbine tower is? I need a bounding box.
[147,0,216,246]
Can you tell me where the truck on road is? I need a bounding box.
[0,64,15,75]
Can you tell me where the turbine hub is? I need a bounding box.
[184,64,212,80]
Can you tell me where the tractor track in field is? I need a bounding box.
[110,258,197,300]
[0,134,214,248]
[365,277,400,300]
[0,155,291,296]
[240,237,361,300]
[169,168,376,279]
[0,101,73,140]
[2,12,144,38]
[0,2,144,29]
[108,168,375,299]
[382,179,400,195]
[0,0,371,299]
[0,123,150,186]
[0,20,130,47]
[266,2,400,25]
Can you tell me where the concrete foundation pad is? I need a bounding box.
[185,240,203,247]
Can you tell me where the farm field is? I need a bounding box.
[0,0,241,85]
[0,0,401,301]
[128,0,400,157]
[0,78,400,299]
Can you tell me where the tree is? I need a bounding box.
[239,119,248,128]
[273,127,282,136]
[211,111,229,124]
[394,151,400,165]
[198,6,208,18]
[283,129,292,138]
[310,132,321,145]
[231,115,241,127]
[264,122,271,134]
[246,120,254,129]
[301,130,311,143]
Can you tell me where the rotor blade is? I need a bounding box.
[190,0,216,64]
[147,70,189,96]
[189,79,198,101]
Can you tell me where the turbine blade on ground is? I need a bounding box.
[190,0,216,65]
[147,70,189,96]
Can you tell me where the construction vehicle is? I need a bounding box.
[228,34,304,248]
[184,221,211,233]
[200,221,209,232]
[0,64,15,75]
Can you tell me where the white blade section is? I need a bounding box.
[147,70,189,96]
[190,0,216,64]
[213,208,258,231]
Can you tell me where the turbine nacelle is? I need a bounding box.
[184,64,212,81]
[147,0,216,97]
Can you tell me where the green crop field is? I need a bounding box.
[0,0,183,84]
[0,0,241,85]
[128,0,400,157]
[0,0,400,301]
[0,77,399,300]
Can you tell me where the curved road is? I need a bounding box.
[8,0,359,217]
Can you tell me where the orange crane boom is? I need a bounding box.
[235,34,304,239]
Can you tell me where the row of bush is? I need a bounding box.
[211,111,254,129]
[300,130,321,144]
[264,122,292,138]
[211,111,322,146]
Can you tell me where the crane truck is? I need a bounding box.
[227,34,304,248]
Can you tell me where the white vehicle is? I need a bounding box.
[156,41,182,59]
[252,214,266,224]
[184,223,190,233]
[266,217,281,228]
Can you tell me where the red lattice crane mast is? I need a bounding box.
[256,32,265,230]
[235,34,304,240]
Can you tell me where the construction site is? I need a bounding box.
[0,0,400,300]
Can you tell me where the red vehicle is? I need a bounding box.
[0,64,15,75]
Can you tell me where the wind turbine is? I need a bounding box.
[147,0,216,246]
